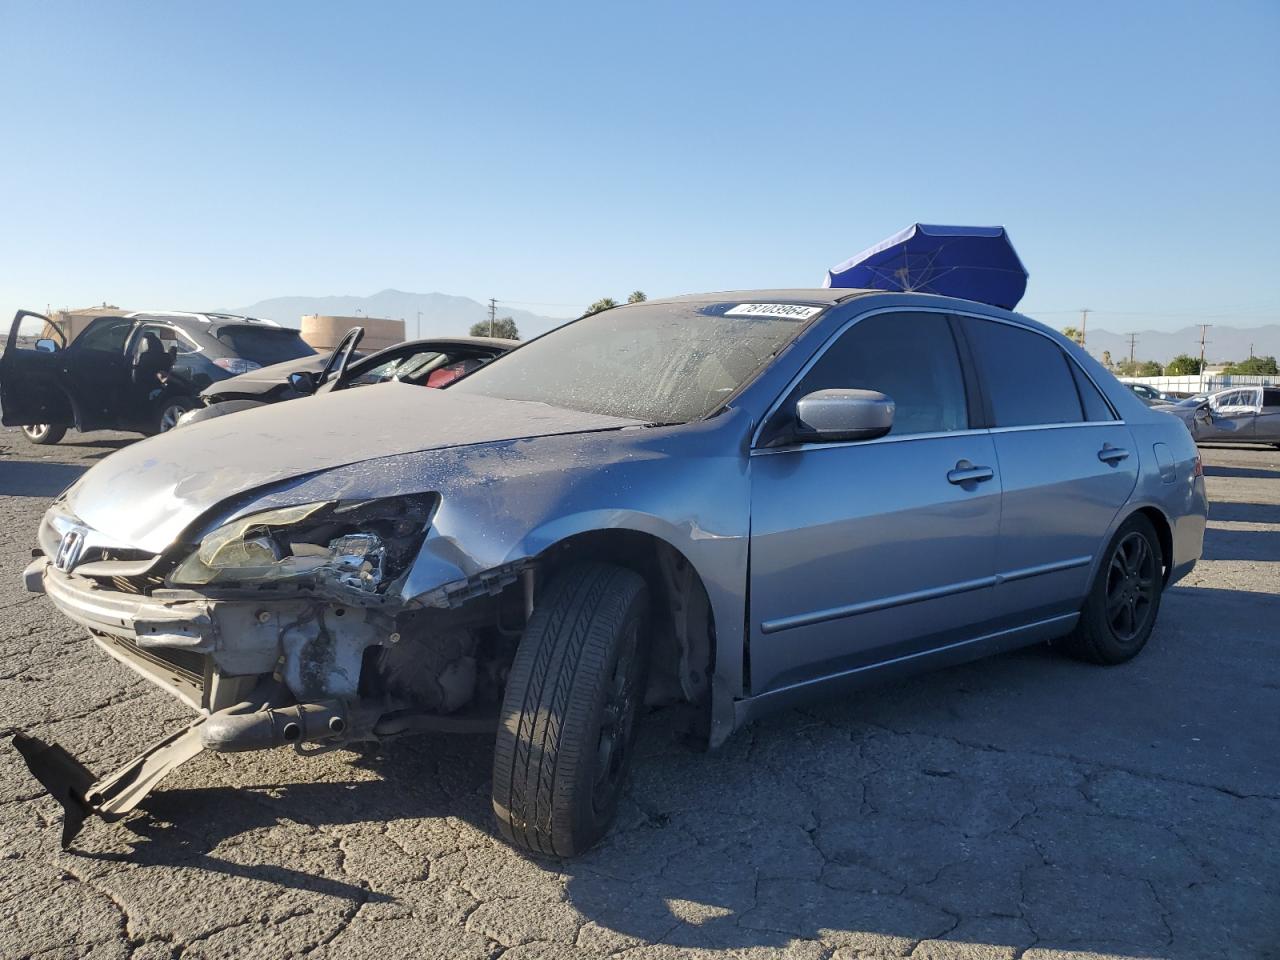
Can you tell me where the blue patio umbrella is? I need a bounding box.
[823,223,1028,310]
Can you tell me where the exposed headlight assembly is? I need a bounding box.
[169,495,436,593]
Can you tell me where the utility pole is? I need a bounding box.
[1126,332,1138,365]
[1198,324,1212,394]
[1079,309,1090,348]
[416,311,422,340]
[488,298,497,337]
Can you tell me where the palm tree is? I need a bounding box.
[627,291,647,304]
[585,298,618,316]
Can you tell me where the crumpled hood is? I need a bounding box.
[62,384,641,553]
[201,354,326,398]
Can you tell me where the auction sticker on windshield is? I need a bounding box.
[725,303,823,320]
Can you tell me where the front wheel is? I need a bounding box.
[1061,514,1164,665]
[492,562,650,857]
[21,424,66,445]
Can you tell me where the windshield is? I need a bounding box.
[451,301,820,422]
[216,326,316,364]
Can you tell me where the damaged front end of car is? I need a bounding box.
[15,491,535,848]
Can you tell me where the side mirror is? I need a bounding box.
[288,371,317,395]
[794,389,894,443]
[35,338,59,353]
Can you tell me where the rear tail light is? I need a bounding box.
[1192,454,1203,477]
[213,358,263,375]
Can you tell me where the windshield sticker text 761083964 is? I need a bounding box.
[724,303,823,321]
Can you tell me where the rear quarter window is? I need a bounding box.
[215,326,316,364]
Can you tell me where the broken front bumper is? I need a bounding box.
[16,556,397,847]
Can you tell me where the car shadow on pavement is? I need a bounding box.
[1208,500,1280,525]
[1202,462,1280,481]
[55,651,1261,960]
[0,460,87,497]
[74,815,389,907]
[1201,525,1280,561]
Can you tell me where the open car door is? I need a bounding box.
[0,311,74,428]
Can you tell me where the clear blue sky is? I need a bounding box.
[1,0,1276,332]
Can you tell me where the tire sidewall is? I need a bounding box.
[155,396,197,434]
[559,588,649,850]
[22,424,65,445]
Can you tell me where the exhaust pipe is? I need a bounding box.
[201,700,350,753]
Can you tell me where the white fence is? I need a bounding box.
[1118,373,1280,395]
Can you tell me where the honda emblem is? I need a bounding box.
[54,529,86,572]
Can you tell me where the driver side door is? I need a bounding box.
[0,311,73,427]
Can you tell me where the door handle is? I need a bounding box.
[1098,445,1130,464]
[947,460,994,485]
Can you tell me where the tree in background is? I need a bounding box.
[1222,355,1279,375]
[627,291,647,304]
[1114,358,1163,377]
[584,298,618,316]
[1101,350,1113,369]
[469,316,520,340]
[1061,326,1084,345]
[1165,354,1205,376]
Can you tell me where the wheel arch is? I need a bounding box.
[1123,504,1175,583]
[534,528,717,726]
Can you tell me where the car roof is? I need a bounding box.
[126,311,281,329]
[645,288,878,307]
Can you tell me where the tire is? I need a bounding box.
[492,562,650,857]
[153,396,197,434]
[21,424,66,445]
[1061,514,1164,665]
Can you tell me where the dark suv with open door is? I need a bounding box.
[0,310,315,444]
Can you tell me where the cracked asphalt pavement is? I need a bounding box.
[0,428,1277,960]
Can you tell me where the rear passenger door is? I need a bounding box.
[961,316,1138,626]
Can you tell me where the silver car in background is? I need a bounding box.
[1158,386,1280,448]
[14,289,1207,857]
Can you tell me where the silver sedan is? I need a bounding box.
[1158,386,1280,448]
[15,289,1208,857]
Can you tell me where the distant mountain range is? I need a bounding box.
[225,289,570,340]
[225,289,1278,365]
[1053,323,1280,366]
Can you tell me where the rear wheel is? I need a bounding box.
[492,562,649,857]
[21,424,66,445]
[1062,514,1164,665]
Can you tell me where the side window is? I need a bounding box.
[1068,361,1117,421]
[136,324,197,355]
[75,318,135,355]
[965,319,1084,427]
[773,311,969,441]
